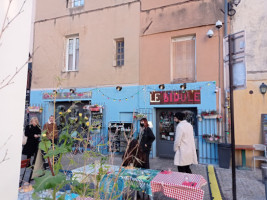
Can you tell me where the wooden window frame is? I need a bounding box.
[171,35,196,83]
[66,36,79,72]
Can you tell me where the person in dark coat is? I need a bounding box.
[137,118,155,169]
[22,117,41,163]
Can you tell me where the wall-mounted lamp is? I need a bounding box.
[70,88,76,94]
[232,0,241,6]
[180,83,187,90]
[158,84,165,90]
[260,83,267,95]
[214,87,219,93]
[197,114,202,122]
[116,86,122,91]
[228,0,241,16]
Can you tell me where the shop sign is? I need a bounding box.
[27,106,43,113]
[150,90,201,105]
[43,91,92,100]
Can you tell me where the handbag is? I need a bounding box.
[22,134,28,145]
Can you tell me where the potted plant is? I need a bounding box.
[133,113,147,120]
[202,134,220,143]
[201,110,218,119]
[89,104,101,112]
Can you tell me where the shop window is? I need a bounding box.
[67,0,84,8]
[114,39,124,67]
[66,36,79,71]
[171,36,196,83]
[159,111,175,141]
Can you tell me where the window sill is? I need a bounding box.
[113,65,124,67]
[62,70,79,73]
[68,5,84,10]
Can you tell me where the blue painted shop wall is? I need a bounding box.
[30,81,217,164]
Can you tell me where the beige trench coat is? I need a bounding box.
[174,120,198,166]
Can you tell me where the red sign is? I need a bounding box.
[150,90,201,105]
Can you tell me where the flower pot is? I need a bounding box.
[89,107,100,112]
[204,138,219,143]
[202,114,217,119]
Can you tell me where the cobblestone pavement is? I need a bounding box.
[215,166,265,200]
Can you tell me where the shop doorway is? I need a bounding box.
[156,108,198,158]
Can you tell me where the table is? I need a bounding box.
[151,171,207,200]
[235,145,254,170]
[120,168,159,196]
[72,164,159,197]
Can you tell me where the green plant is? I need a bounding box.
[202,134,220,143]
[32,80,137,199]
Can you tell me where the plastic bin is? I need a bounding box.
[218,143,231,169]
[262,163,267,181]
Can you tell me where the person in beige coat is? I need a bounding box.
[174,112,198,173]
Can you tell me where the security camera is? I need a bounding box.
[215,20,222,29]
[206,29,214,38]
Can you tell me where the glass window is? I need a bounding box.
[69,0,84,8]
[159,111,175,141]
[66,36,79,71]
[115,39,124,67]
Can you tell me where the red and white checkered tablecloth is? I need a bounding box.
[151,171,207,200]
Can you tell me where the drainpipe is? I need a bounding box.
[218,87,222,139]
[224,0,228,36]
[224,0,229,143]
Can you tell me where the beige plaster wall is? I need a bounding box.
[140,0,224,35]
[234,81,267,167]
[231,0,267,81]
[32,2,140,89]
[140,25,224,86]
[230,0,267,167]
[35,0,138,22]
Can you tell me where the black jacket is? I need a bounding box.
[138,127,155,152]
[22,125,41,156]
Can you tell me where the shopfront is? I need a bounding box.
[150,90,200,158]
[156,108,197,158]
[30,81,219,164]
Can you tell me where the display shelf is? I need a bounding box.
[108,122,132,153]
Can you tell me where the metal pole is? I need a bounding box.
[224,0,228,37]
[228,34,237,200]
[224,0,229,144]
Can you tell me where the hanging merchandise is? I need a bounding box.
[108,122,132,153]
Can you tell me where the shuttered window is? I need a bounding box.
[171,36,196,83]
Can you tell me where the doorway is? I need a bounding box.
[156,108,198,158]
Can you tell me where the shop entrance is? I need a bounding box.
[156,108,198,158]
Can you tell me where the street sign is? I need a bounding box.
[223,30,246,90]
